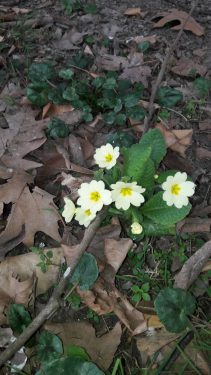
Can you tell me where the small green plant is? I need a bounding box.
[60,0,97,15]
[131,283,151,302]
[87,309,100,324]
[193,77,211,97]
[31,246,54,273]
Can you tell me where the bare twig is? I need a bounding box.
[143,0,199,133]
[174,240,211,290]
[0,210,105,368]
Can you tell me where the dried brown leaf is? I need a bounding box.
[196,147,211,159]
[177,218,211,233]
[153,9,204,36]
[45,321,122,370]
[156,123,193,157]
[124,7,141,16]
[171,57,207,77]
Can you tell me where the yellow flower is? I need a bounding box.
[75,207,96,227]
[94,143,120,170]
[131,222,143,235]
[62,197,76,223]
[111,181,145,210]
[77,180,112,212]
[162,172,195,208]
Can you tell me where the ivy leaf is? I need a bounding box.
[37,330,63,364]
[48,85,65,105]
[59,68,74,80]
[115,113,126,126]
[123,144,152,184]
[47,117,70,138]
[141,191,191,225]
[154,288,196,333]
[70,253,99,291]
[63,86,79,102]
[123,93,140,108]
[103,111,116,125]
[35,356,105,375]
[118,79,132,93]
[28,62,55,82]
[103,77,117,90]
[139,129,166,167]
[69,53,93,69]
[27,82,49,107]
[126,106,146,121]
[142,218,175,237]
[107,131,135,148]
[157,87,183,107]
[8,304,32,334]
[193,77,211,97]
[92,77,105,89]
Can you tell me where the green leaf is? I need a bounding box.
[103,111,116,125]
[139,157,155,190]
[123,144,152,184]
[59,68,74,80]
[47,117,70,138]
[63,86,79,102]
[142,293,150,301]
[157,87,183,107]
[142,218,176,237]
[142,283,150,292]
[37,330,63,364]
[60,0,74,14]
[8,304,32,334]
[154,288,196,333]
[139,129,166,167]
[28,62,54,82]
[132,294,141,303]
[138,41,150,53]
[193,77,211,97]
[115,113,126,126]
[126,106,146,121]
[35,356,105,375]
[141,191,192,225]
[69,52,93,69]
[66,345,89,360]
[70,253,99,290]
[27,82,49,107]
[118,79,132,93]
[131,285,140,293]
[107,131,135,148]
[48,85,65,105]
[156,170,179,184]
[123,93,140,108]
[113,98,122,113]
[92,77,105,89]
[103,77,117,90]
[83,3,98,14]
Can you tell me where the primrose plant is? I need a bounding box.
[62,129,195,239]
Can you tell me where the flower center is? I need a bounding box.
[105,153,113,162]
[171,184,181,195]
[85,209,91,216]
[120,187,132,197]
[90,191,101,202]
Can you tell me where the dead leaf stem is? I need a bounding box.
[0,210,106,368]
[143,0,199,133]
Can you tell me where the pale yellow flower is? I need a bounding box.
[162,172,195,208]
[111,181,145,210]
[77,180,112,212]
[62,197,76,223]
[94,143,119,170]
[75,207,96,227]
[131,222,143,235]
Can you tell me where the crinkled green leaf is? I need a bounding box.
[127,105,146,121]
[59,68,74,80]
[28,62,55,82]
[63,86,79,102]
[69,53,93,69]
[27,82,49,107]
[123,93,140,108]
[154,288,196,333]
[8,304,32,334]
[193,77,211,97]
[139,157,155,191]
[141,191,191,225]
[157,87,183,107]
[123,144,152,184]
[47,117,70,138]
[156,170,179,184]
[70,253,99,291]
[48,85,65,105]
[139,129,166,167]
[37,330,63,364]
[115,113,126,126]
[35,356,105,375]
[92,77,105,89]
[102,77,117,90]
[142,218,175,237]
[103,111,116,125]
[107,131,135,148]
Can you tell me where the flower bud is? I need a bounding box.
[131,222,143,235]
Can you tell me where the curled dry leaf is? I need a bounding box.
[156,123,193,157]
[0,274,34,324]
[0,186,62,257]
[44,321,122,370]
[0,248,63,296]
[124,7,141,16]
[42,103,74,119]
[174,240,211,290]
[152,9,204,36]
[171,57,207,77]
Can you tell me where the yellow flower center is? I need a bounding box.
[85,209,91,216]
[171,184,181,195]
[120,187,132,197]
[90,191,101,202]
[105,153,113,162]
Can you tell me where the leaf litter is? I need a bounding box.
[0,0,210,373]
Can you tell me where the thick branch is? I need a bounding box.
[0,211,105,368]
[143,0,199,133]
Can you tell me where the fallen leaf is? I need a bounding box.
[0,186,62,256]
[68,134,85,166]
[0,274,34,324]
[96,54,128,71]
[0,248,63,296]
[61,173,90,201]
[0,328,13,347]
[199,120,211,131]
[124,8,141,16]
[54,28,86,50]
[143,314,164,329]
[42,103,74,119]
[156,123,193,157]
[177,218,211,233]
[163,149,194,175]
[171,57,207,77]
[120,65,151,87]
[0,172,33,203]
[127,34,157,45]
[45,321,122,370]
[152,9,204,36]
[196,147,211,159]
